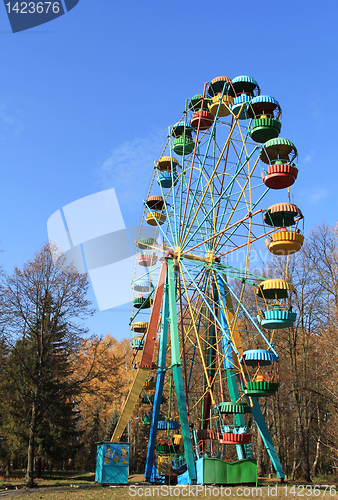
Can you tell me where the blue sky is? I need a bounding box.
[0,0,337,340]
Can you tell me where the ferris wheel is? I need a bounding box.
[112,75,304,485]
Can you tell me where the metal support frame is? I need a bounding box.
[144,276,170,480]
[168,259,197,482]
[112,262,167,442]
[217,272,284,474]
[245,393,285,480]
[218,278,245,460]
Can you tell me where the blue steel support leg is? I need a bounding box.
[192,428,200,459]
[217,274,284,477]
[168,259,197,482]
[144,277,169,481]
[246,395,285,480]
[226,371,245,460]
[218,278,244,459]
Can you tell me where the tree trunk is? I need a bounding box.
[291,460,301,480]
[298,436,311,481]
[311,436,321,477]
[36,457,42,479]
[26,397,37,487]
[291,420,298,480]
[5,459,10,476]
[311,404,321,477]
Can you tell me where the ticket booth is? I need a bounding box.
[95,442,130,484]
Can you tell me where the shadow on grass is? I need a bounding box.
[0,470,95,489]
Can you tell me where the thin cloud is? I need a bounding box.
[308,188,329,204]
[303,150,314,163]
[99,130,166,207]
[299,188,329,205]
[0,102,24,137]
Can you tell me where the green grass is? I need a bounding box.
[1,472,336,499]
[0,470,95,489]
[5,483,338,500]
[312,474,337,483]
[10,485,337,500]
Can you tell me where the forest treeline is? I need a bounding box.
[0,223,337,484]
[249,222,338,481]
[0,244,134,486]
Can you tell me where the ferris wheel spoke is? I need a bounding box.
[181,262,237,350]
[182,207,263,257]
[174,169,214,253]
[176,115,211,245]
[212,261,265,285]
[215,273,278,356]
[182,265,245,384]
[214,188,269,255]
[179,116,242,248]
[181,157,219,235]
[179,264,217,405]
[180,146,260,252]
[214,155,260,240]
[216,221,267,264]
[153,169,179,248]
[215,215,259,257]
[132,263,163,283]
[177,160,188,245]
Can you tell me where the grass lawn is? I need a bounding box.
[8,483,338,499]
[0,472,336,499]
[0,470,95,490]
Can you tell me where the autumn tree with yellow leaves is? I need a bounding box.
[73,335,133,469]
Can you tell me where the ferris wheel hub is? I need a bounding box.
[205,250,214,265]
[174,246,181,262]
[177,250,219,265]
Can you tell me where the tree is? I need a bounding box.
[73,335,133,470]
[230,223,338,480]
[253,223,338,480]
[1,243,94,487]
[305,224,338,475]
[103,408,120,441]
